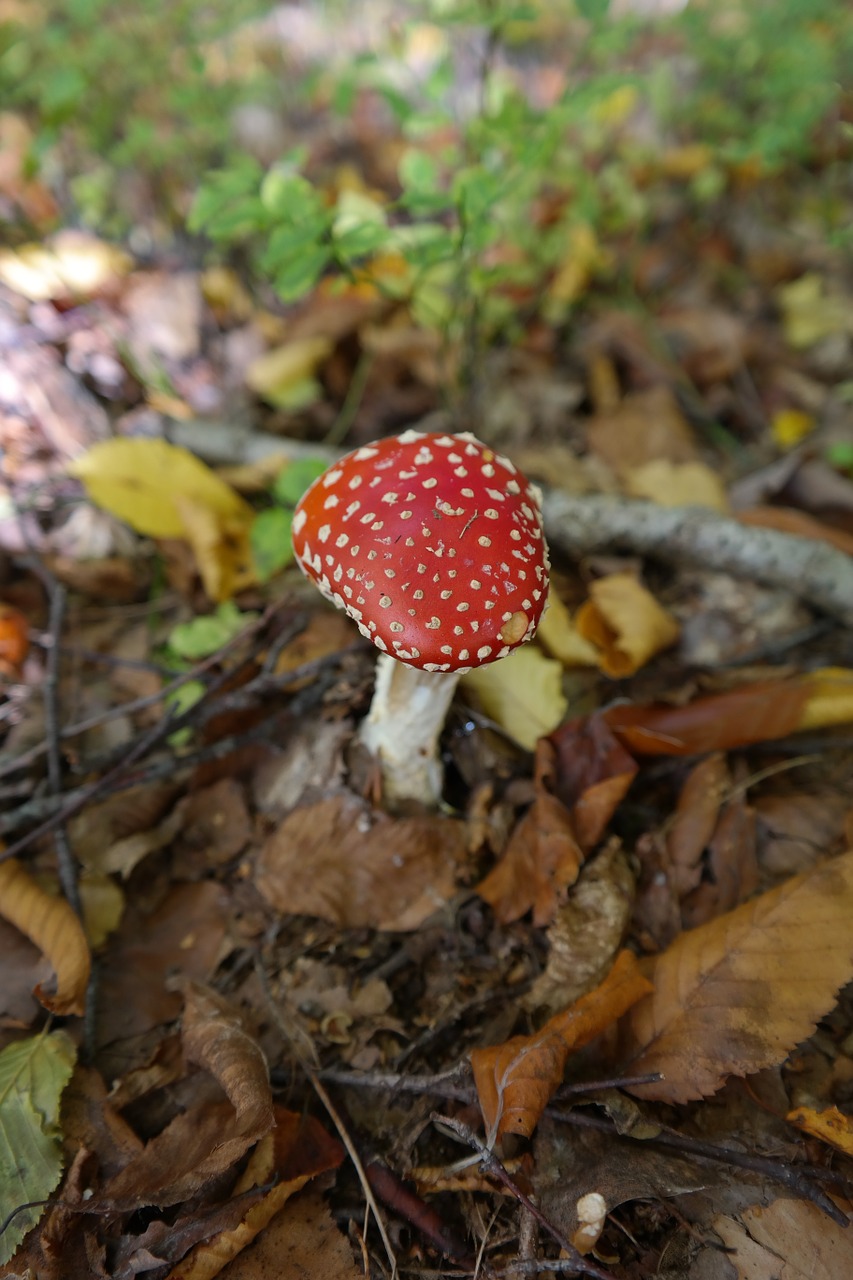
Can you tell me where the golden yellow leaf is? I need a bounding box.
[659,143,713,179]
[771,407,815,449]
[79,872,125,948]
[460,644,568,750]
[174,494,255,603]
[622,851,853,1103]
[576,573,680,677]
[787,1105,853,1158]
[536,593,599,668]
[625,459,729,513]
[70,438,253,540]
[799,667,853,731]
[0,858,90,1016]
[777,273,852,349]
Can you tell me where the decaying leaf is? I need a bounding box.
[0,858,90,1016]
[536,591,599,667]
[625,459,729,512]
[524,843,635,1017]
[471,950,653,1144]
[245,336,333,409]
[255,791,469,931]
[549,711,639,851]
[460,643,568,750]
[711,1197,853,1278]
[603,668,853,756]
[477,740,584,926]
[178,980,274,1140]
[0,1031,77,1265]
[576,573,680,678]
[201,1187,360,1280]
[666,753,728,898]
[622,851,853,1103]
[585,385,698,476]
[161,1111,344,1280]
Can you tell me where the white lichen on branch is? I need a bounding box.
[541,494,853,628]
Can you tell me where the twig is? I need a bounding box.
[541,493,853,627]
[253,955,399,1279]
[547,1107,851,1228]
[431,1114,618,1280]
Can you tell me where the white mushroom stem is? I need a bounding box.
[358,655,460,809]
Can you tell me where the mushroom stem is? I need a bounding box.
[358,655,459,808]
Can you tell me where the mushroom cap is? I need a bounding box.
[291,430,550,673]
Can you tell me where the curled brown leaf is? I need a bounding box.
[0,857,90,1016]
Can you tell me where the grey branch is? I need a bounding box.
[541,493,853,628]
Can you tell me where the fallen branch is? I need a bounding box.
[541,493,853,628]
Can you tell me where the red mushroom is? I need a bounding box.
[291,429,550,806]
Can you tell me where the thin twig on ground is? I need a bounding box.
[541,493,853,627]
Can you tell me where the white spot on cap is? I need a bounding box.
[422,476,438,489]
[425,617,441,629]
[477,645,493,660]
[379,595,392,608]
[322,468,343,487]
[479,536,492,547]
[323,494,340,509]
[293,509,307,534]
[318,525,331,543]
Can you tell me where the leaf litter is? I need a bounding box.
[2,4,853,1278]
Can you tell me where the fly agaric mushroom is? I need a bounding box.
[291,430,550,807]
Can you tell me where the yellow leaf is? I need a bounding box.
[536,593,599,667]
[70,438,253,539]
[625,459,729,513]
[799,667,853,731]
[246,336,333,408]
[175,494,256,603]
[576,573,680,677]
[590,84,638,128]
[777,273,852,349]
[546,223,609,311]
[771,407,815,449]
[787,1105,853,1157]
[660,143,713,179]
[460,645,567,750]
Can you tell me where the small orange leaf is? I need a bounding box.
[471,950,653,1144]
[0,858,90,1015]
[0,603,29,676]
[622,851,853,1103]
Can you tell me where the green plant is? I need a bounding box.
[0,0,273,224]
[250,455,329,583]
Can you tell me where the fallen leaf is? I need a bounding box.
[524,843,635,1017]
[255,792,469,931]
[0,858,90,1016]
[787,1105,853,1158]
[174,491,255,601]
[79,872,125,949]
[245,336,333,409]
[536,592,599,667]
[622,850,853,1102]
[0,602,30,677]
[71,438,253,539]
[667,753,729,898]
[0,1031,77,1265]
[603,669,853,756]
[209,1187,361,1280]
[777,273,852,349]
[471,950,653,1144]
[712,1197,853,1279]
[0,230,130,302]
[680,781,758,927]
[772,407,815,449]
[625,459,729,513]
[549,712,639,851]
[460,644,568,750]
[123,271,202,365]
[178,980,274,1140]
[738,506,853,557]
[477,740,584,926]
[576,573,680,677]
[585,385,698,477]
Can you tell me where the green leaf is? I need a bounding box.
[251,507,295,582]
[0,1031,77,1265]
[273,246,331,302]
[271,457,329,507]
[165,678,206,749]
[168,601,256,661]
[399,149,440,194]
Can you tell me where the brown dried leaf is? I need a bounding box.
[209,1187,361,1280]
[576,573,680,678]
[626,459,729,512]
[667,753,729,898]
[585,385,698,477]
[622,851,853,1103]
[680,784,758,928]
[471,950,653,1143]
[0,858,90,1016]
[739,506,853,557]
[178,980,273,1140]
[550,712,639,851]
[477,742,583,926]
[255,792,469,931]
[711,1197,853,1279]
